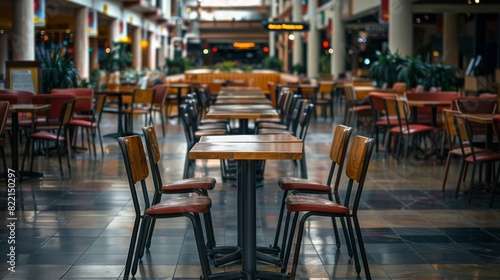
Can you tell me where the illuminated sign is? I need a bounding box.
[233,42,255,49]
[263,21,309,32]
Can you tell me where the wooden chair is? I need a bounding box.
[141,125,219,253]
[344,85,372,128]
[152,84,168,136]
[454,114,500,206]
[368,92,399,152]
[272,125,353,259]
[281,136,375,279]
[384,98,435,161]
[69,94,107,157]
[117,135,213,280]
[315,81,335,119]
[21,99,75,179]
[122,88,155,134]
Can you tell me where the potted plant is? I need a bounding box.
[36,47,79,93]
[262,56,283,71]
[369,49,404,88]
[318,55,333,80]
[292,63,305,75]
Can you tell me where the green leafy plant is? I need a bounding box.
[319,55,331,75]
[292,63,305,75]
[262,56,283,71]
[369,49,404,87]
[166,57,188,74]
[421,63,458,91]
[396,55,427,89]
[216,61,237,72]
[102,42,132,72]
[36,47,79,93]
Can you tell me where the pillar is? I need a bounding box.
[158,35,166,69]
[443,13,458,66]
[269,0,277,57]
[292,0,303,72]
[388,0,413,56]
[74,7,89,80]
[0,32,7,77]
[108,19,120,49]
[132,27,142,71]
[307,0,319,78]
[331,0,346,78]
[148,32,156,70]
[90,38,99,70]
[12,0,35,60]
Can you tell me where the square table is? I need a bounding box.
[9,104,51,179]
[189,135,302,279]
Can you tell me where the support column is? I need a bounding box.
[307,0,319,78]
[148,33,157,70]
[269,0,277,57]
[443,13,459,66]
[0,32,7,77]
[109,19,120,49]
[12,0,35,60]
[292,0,303,72]
[132,27,142,71]
[74,7,89,80]
[158,36,166,69]
[331,0,346,78]
[90,38,99,70]
[389,0,413,56]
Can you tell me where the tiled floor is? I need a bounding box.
[1,104,500,280]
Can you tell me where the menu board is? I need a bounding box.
[5,61,42,94]
[11,70,36,93]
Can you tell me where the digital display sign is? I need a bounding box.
[262,21,309,32]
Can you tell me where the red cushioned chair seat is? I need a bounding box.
[278,177,330,192]
[145,196,212,215]
[162,177,216,192]
[285,195,348,214]
[30,131,65,141]
[465,152,500,163]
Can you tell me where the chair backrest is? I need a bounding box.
[153,84,168,106]
[383,97,409,132]
[142,126,164,204]
[343,85,357,106]
[492,115,500,148]
[296,103,314,141]
[453,114,478,161]
[0,94,21,105]
[179,104,196,148]
[442,109,460,151]
[454,97,498,114]
[0,89,34,104]
[287,98,305,134]
[318,81,334,94]
[328,125,353,202]
[392,82,407,92]
[132,88,155,107]
[118,135,151,216]
[368,92,398,119]
[32,93,75,122]
[344,135,375,213]
[51,88,94,114]
[93,94,107,125]
[0,101,10,136]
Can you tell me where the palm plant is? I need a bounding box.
[36,47,79,93]
[369,49,404,87]
[397,55,427,89]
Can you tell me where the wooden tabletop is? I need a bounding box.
[10,104,51,112]
[189,142,303,160]
[214,98,271,105]
[406,100,452,107]
[199,134,302,143]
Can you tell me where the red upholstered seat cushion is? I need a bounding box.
[161,177,216,192]
[465,151,500,163]
[277,177,331,192]
[145,196,211,215]
[286,195,348,214]
[390,124,434,135]
[69,119,96,128]
[30,131,65,141]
